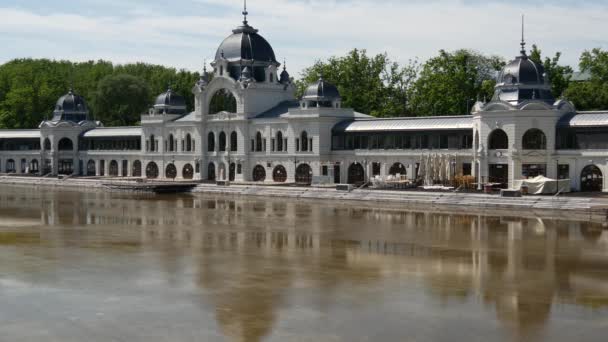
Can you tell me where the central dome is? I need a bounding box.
[215,23,277,64]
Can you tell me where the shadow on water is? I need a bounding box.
[0,185,607,342]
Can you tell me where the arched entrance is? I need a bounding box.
[109,160,119,176]
[389,162,406,176]
[29,159,39,174]
[58,137,74,151]
[295,164,312,185]
[87,160,96,176]
[165,164,177,179]
[132,160,142,177]
[146,162,159,179]
[183,164,194,180]
[581,165,603,192]
[252,165,266,182]
[6,159,15,173]
[273,165,287,183]
[209,89,237,114]
[348,163,365,185]
[208,163,216,181]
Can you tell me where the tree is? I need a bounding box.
[92,74,150,126]
[563,48,608,111]
[408,50,504,116]
[529,44,573,98]
[297,49,419,117]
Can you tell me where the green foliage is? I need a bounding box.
[529,44,573,98]
[0,59,199,128]
[93,74,150,126]
[408,49,504,116]
[297,49,420,117]
[563,48,608,111]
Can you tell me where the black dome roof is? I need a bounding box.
[215,24,277,64]
[55,89,88,113]
[498,55,546,85]
[155,88,186,107]
[303,77,340,101]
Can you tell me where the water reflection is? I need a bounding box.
[0,186,607,341]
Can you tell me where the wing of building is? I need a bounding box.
[0,11,607,193]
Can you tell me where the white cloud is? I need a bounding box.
[0,0,607,77]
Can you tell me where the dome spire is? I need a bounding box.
[242,0,249,26]
[520,14,527,57]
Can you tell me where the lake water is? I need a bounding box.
[0,185,607,342]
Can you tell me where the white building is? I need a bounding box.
[0,11,606,192]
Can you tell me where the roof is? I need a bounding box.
[333,116,474,133]
[570,70,592,82]
[0,130,40,139]
[255,101,300,119]
[558,112,608,127]
[82,127,142,138]
[174,112,197,122]
[215,24,277,63]
[303,78,340,101]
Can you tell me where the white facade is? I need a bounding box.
[0,14,607,192]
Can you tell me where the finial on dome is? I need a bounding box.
[242,0,249,26]
[283,58,287,71]
[520,14,527,57]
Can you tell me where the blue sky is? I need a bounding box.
[1,0,607,76]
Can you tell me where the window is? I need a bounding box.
[207,132,215,152]
[488,129,508,149]
[230,131,238,152]
[296,138,300,152]
[255,132,263,152]
[276,131,283,151]
[186,134,192,152]
[522,164,546,178]
[522,129,547,150]
[168,134,175,152]
[301,132,309,151]
[558,164,570,180]
[219,132,226,152]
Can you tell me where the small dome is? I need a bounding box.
[280,68,290,84]
[52,89,89,122]
[498,56,546,85]
[153,88,187,115]
[303,77,341,101]
[55,89,88,113]
[215,24,277,64]
[493,53,554,105]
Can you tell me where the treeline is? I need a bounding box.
[1,46,608,129]
[297,46,608,117]
[0,59,200,128]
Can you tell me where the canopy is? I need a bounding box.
[513,176,571,194]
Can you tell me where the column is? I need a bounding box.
[95,160,101,176]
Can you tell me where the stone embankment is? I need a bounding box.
[1,175,607,222]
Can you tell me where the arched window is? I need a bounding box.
[58,138,74,151]
[219,131,227,152]
[273,165,287,183]
[168,134,175,152]
[348,163,365,184]
[132,160,142,177]
[301,131,309,152]
[252,165,266,182]
[43,138,51,151]
[229,163,236,181]
[183,164,194,180]
[149,135,156,152]
[186,134,192,152]
[255,132,263,152]
[209,89,237,114]
[230,131,238,152]
[522,129,547,150]
[146,162,159,179]
[165,164,177,179]
[208,132,215,152]
[581,165,603,192]
[276,131,283,152]
[389,163,406,176]
[295,164,313,185]
[488,129,509,150]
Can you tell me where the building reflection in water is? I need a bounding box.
[0,186,607,341]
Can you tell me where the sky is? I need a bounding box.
[0,0,607,77]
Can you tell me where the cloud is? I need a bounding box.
[0,0,607,77]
